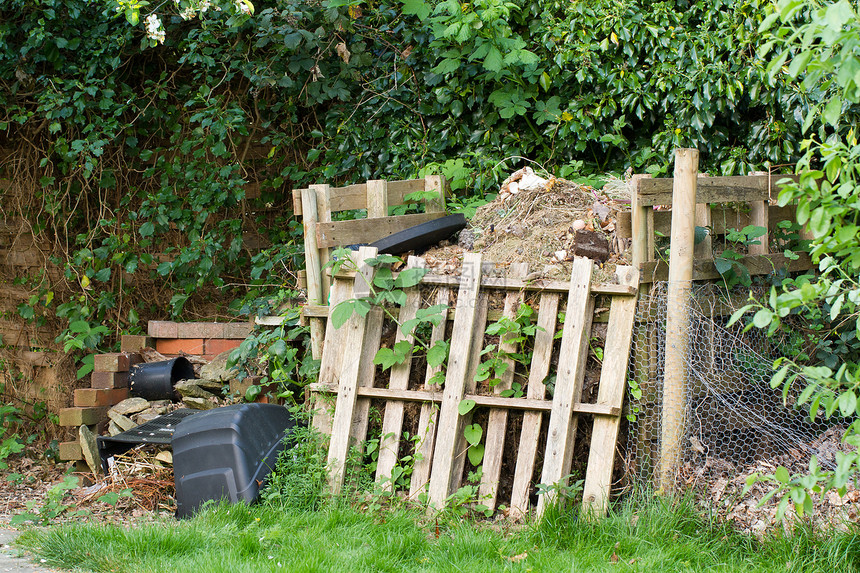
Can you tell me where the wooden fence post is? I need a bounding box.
[657,148,699,494]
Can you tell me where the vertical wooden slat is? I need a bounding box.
[310,184,333,304]
[694,203,713,259]
[367,180,389,219]
[326,246,379,496]
[409,288,449,498]
[748,200,769,255]
[479,262,528,509]
[350,307,384,445]
[427,253,483,509]
[424,174,446,213]
[658,148,699,494]
[537,257,594,517]
[630,174,652,267]
[311,276,353,434]
[376,257,426,489]
[449,294,489,493]
[509,292,560,519]
[301,189,325,360]
[581,266,640,517]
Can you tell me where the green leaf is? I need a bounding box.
[757,12,780,33]
[823,97,842,127]
[831,294,845,320]
[770,363,791,389]
[69,320,90,334]
[331,301,355,329]
[483,46,504,72]
[373,348,399,370]
[458,399,476,416]
[245,384,261,402]
[394,268,426,288]
[269,339,287,359]
[463,423,482,445]
[774,466,790,484]
[838,391,857,417]
[467,443,485,466]
[400,317,421,337]
[539,72,551,92]
[139,221,155,237]
[752,308,774,329]
[727,304,753,327]
[809,208,830,238]
[714,257,734,275]
[401,0,431,20]
[427,340,449,368]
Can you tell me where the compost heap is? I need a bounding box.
[423,167,631,280]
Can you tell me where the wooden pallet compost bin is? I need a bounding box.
[290,176,447,361]
[309,246,639,518]
[626,149,817,492]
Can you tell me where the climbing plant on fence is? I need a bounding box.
[730,0,860,519]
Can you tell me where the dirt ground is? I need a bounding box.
[0,444,175,528]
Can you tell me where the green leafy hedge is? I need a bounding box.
[0,0,845,364]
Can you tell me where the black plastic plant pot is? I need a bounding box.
[129,357,196,401]
[369,214,467,255]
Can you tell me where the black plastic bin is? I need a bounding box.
[129,357,196,401]
[171,403,294,518]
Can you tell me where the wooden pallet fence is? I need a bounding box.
[311,253,639,518]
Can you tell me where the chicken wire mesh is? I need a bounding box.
[627,281,839,492]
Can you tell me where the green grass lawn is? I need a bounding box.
[17,495,860,573]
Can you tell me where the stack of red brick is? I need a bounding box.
[57,321,253,464]
[57,346,144,463]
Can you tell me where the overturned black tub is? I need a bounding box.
[172,403,294,518]
[129,357,196,401]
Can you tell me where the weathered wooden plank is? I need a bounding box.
[292,188,303,215]
[410,288,450,498]
[301,189,325,361]
[659,148,698,494]
[618,204,799,239]
[639,252,815,284]
[326,246,378,495]
[480,263,528,510]
[333,269,636,296]
[637,174,799,206]
[325,179,427,213]
[311,276,354,433]
[424,174,447,213]
[748,200,769,256]
[375,257,425,489]
[307,384,620,416]
[449,293,489,494]
[537,257,594,517]
[630,174,652,267]
[316,212,445,248]
[421,274,636,296]
[312,183,334,310]
[694,203,713,260]
[350,307,384,445]
[327,183,368,212]
[427,253,483,509]
[581,265,639,517]
[302,303,612,325]
[367,180,388,219]
[387,178,431,207]
[509,291,560,520]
